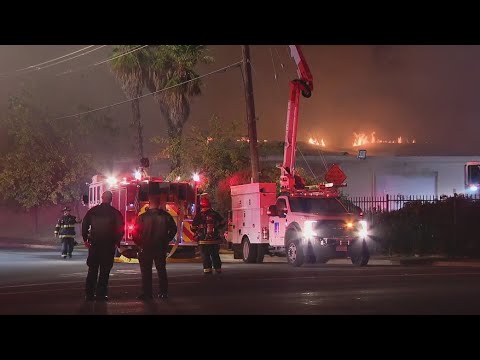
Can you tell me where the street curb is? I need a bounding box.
[113,255,204,264]
[432,261,480,267]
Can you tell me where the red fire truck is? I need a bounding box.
[86,171,198,258]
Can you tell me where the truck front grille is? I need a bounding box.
[314,220,352,238]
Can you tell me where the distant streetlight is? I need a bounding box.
[192,173,201,216]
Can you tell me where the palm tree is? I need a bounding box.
[145,45,213,169]
[109,45,149,160]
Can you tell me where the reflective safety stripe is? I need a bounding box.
[203,268,213,273]
[61,225,76,228]
[138,204,149,216]
[59,235,75,238]
[182,221,195,243]
[198,240,221,245]
[166,204,179,217]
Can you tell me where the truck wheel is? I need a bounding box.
[286,239,304,267]
[242,237,257,263]
[233,245,243,259]
[349,239,370,266]
[256,244,268,263]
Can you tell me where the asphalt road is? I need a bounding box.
[1,247,480,315]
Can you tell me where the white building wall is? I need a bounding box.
[264,155,480,197]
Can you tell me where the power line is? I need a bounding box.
[0,45,96,76]
[94,45,147,66]
[269,47,278,81]
[268,47,284,101]
[17,45,97,71]
[282,45,298,79]
[297,147,318,182]
[29,45,108,71]
[0,46,107,79]
[317,146,329,172]
[54,60,243,120]
[56,45,148,77]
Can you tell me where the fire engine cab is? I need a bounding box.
[229,45,370,267]
[87,171,198,258]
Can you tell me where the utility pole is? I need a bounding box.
[241,45,260,183]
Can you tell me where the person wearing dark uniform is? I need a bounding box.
[54,207,81,259]
[192,196,226,274]
[134,195,177,300]
[81,191,124,302]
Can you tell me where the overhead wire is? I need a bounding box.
[28,45,108,71]
[54,60,243,120]
[283,45,299,79]
[269,47,278,81]
[0,45,96,76]
[297,146,319,182]
[0,45,107,79]
[56,45,148,77]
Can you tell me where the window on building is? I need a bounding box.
[467,164,480,185]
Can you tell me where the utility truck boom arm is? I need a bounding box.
[281,45,314,192]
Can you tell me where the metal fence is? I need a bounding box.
[347,194,480,213]
[345,194,480,256]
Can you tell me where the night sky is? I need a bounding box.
[1,45,480,154]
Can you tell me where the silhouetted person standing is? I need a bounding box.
[134,195,177,300]
[192,196,225,274]
[82,191,124,301]
[54,206,81,259]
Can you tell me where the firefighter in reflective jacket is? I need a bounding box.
[192,197,226,274]
[54,206,81,259]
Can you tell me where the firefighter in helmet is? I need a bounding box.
[54,206,82,259]
[192,196,226,274]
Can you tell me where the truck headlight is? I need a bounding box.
[304,220,317,239]
[358,220,368,238]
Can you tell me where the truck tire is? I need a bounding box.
[233,244,243,259]
[286,238,304,267]
[315,246,334,264]
[242,237,257,263]
[256,244,268,263]
[349,239,370,266]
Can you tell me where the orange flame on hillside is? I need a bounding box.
[308,137,326,147]
[353,132,416,147]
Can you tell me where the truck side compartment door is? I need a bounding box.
[269,198,288,246]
